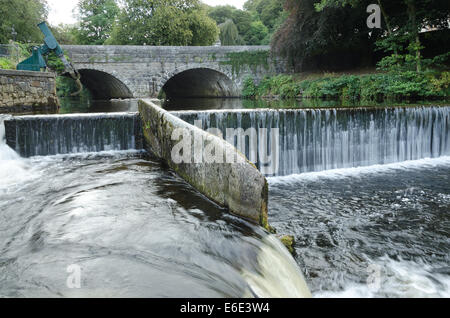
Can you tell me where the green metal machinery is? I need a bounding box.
[16,21,82,96]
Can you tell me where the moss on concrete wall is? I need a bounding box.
[138,99,269,228]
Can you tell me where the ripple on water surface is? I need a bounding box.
[269,157,450,297]
[0,151,309,298]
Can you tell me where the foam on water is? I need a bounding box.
[0,115,35,189]
[268,156,450,186]
[315,256,450,298]
[242,235,311,298]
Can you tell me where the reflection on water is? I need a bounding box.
[5,97,447,115]
[162,98,450,111]
[1,95,449,116]
[59,98,139,114]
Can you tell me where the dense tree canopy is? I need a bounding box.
[244,0,284,33]
[0,0,48,44]
[75,0,120,45]
[208,0,284,45]
[106,0,218,45]
[272,0,374,71]
[219,19,243,46]
[272,0,450,72]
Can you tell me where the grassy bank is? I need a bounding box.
[243,71,450,103]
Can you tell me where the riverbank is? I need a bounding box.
[243,71,450,103]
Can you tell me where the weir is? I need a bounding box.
[2,104,449,298]
[4,113,143,157]
[174,106,450,176]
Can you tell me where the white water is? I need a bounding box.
[268,155,450,298]
[0,115,311,298]
[315,256,450,298]
[268,156,450,185]
[177,106,450,176]
[243,235,311,298]
[0,115,35,189]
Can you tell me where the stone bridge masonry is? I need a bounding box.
[62,45,282,99]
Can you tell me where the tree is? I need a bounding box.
[244,0,284,33]
[208,5,236,25]
[107,0,218,45]
[219,19,243,46]
[0,0,48,44]
[272,0,377,72]
[244,21,269,45]
[50,24,78,45]
[315,0,450,72]
[75,0,120,45]
[188,10,220,46]
[208,4,276,45]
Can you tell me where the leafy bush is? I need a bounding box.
[0,57,15,70]
[244,71,449,102]
[242,76,257,98]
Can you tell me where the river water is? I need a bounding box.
[0,114,310,298]
[269,158,450,297]
[1,98,449,298]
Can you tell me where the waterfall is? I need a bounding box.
[173,106,450,176]
[4,113,143,157]
[0,115,19,161]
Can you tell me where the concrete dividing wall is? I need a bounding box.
[0,69,59,112]
[138,99,269,228]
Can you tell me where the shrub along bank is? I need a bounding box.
[243,71,450,103]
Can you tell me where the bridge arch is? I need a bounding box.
[76,68,133,100]
[160,67,240,99]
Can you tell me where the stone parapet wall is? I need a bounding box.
[0,69,59,112]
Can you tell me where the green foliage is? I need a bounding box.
[256,75,296,96]
[244,0,284,33]
[0,0,47,44]
[0,58,15,70]
[49,24,78,45]
[56,77,91,99]
[208,1,284,45]
[242,76,257,98]
[219,19,243,46]
[107,0,218,46]
[0,42,34,70]
[244,21,269,45]
[246,72,450,102]
[75,0,120,45]
[310,0,450,73]
[220,50,269,75]
[46,50,72,74]
[188,10,220,46]
[272,0,374,72]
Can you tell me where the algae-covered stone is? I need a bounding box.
[139,98,269,226]
[279,235,295,255]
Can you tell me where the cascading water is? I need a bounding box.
[173,105,450,297]
[4,113,143,157]
[0,114,311,298]
[174,106,450,176]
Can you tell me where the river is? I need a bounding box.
[0,97,449,298]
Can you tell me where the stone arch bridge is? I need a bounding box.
[62,45,282,100]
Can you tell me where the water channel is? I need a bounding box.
[0,97,449,297]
